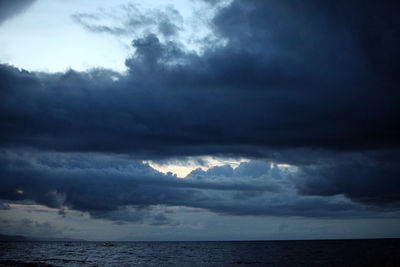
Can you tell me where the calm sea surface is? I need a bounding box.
[1,239,399,266]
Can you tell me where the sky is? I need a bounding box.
[0,0,399,241]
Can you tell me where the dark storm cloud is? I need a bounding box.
[294,157,400,205]
[1,151,389,221]
[1,0,400,218]
[89,207,179,226]
[0,0,36,25]
[2,1,400,155]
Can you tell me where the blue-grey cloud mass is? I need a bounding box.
[2,150,394,223]
[0,0,399,224]
[0,0,36,25]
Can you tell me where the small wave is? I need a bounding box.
[235,261,265,265]
[41,258,88,264]
[0,259,56,267]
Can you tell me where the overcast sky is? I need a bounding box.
[0,0,399,241]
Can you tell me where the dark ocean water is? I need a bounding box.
[0,239,399,266]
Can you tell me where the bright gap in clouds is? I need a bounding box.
[144,158,295,178]
[0,0,231,73]
[144,156,251,178]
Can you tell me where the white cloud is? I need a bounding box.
[145,156,249,177]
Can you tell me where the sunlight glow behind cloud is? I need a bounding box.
[145,156,250,178]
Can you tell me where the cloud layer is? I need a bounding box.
[0,0,399,221]
[1,1,399,156]
[3,150,395,223]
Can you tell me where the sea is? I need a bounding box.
[0,239,399,266]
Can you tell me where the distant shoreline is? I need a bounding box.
[1,233,399,243]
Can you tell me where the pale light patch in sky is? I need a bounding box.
[2,203,400,241]
[0,203,92,239]
[144,156,250,178]
[16,190,24,195]
[0,0,127,72]
[0,0,231,73]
